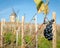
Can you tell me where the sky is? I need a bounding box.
[0,0,60,24]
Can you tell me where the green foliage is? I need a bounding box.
[57,40,60,48]
[18,36,22,46]
[38,37,52,48]
[11,34,16,43]
[25,35,33,46]
[4,32,12,44]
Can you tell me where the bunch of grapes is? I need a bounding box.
[44,19,54,40]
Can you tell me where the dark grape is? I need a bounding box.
[44,20,54,41]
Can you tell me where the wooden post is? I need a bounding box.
[21,16,25,48]
[1,19,3,48]
[29,23,32,35]
[1,18,5,48]
[34,15,38,48]
[16,27,19,47]
[52,12,56,48]
[16,30,18,47]
[16,16,20,47]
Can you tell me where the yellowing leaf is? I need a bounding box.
[40,3,45,11]
[34,0,42,6]
[44,5,49,14]
[38,8,42,13]
[38,3,45,13]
